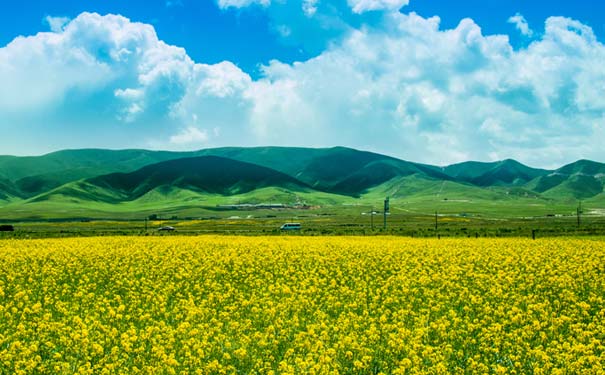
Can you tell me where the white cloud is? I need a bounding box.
[192,61,251,98]
[0,17,114,112]
[347,0,409,14]
[45,16,71,33]
[0,12,252,152]
[302,0,319,17]
[217,0,270,9]
[216,0,408,14]
[242,13,605,166]
[508,13,533,37]
[213,0,351,55]
[275,24,292,38]
[170,126,209,145]
[1,12,605,167]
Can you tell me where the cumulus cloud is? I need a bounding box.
[217,0,270,9]
[212,0,409,55]
[170,126,209,145]
[214,0,353,55]
[302,0,319,17]
[245,13,605,166]
[508,13,533,37]
[1,12,605,167]
[0,12,252,152]
[348,0,409,14]
[45,16,71,33]
[216,0,408,14]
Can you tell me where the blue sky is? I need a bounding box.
[2,0,603,75]
[0,0,604,167]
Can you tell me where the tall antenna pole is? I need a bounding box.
[383,197,390,230]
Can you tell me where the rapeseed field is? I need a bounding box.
[0,236,604,374]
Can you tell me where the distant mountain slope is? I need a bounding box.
[326,158,452,196]
[3,146,410,198]
[0,149,206,198]
[201,146,452,196]
[444,159,549,187]
[3,146,453,199]
[1,147,605,207]
[196,146,333,178]
[526,160,605,199]
[0,177,19,201]
[33,156,311,203]
[556,159,605,176]
[363,174,501,200]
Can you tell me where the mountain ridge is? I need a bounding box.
[1,147,603,213]
[44,156,312,203]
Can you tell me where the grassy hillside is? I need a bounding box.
[1,185,348,221]
[541,175,604,200]
[0,177,19,201]
[196,146,334,177]
[2,146,601,200]
[365,175,503,200]
[200,146,452,196]
[557,159,605,176]
[293,148,452,195]
[444,159,549,186]
[1,146,604,220]
[526,160,605,200]
[2,146,431,198]
[0,149,205,198]
[39,156,312,202]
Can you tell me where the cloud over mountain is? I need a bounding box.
[0,10,604,167]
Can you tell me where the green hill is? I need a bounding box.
[3,146,434,198]
[0,177,19,201]
[43,156,311,202]
[557,159,605,176]
[200,146,451,196]
[0,149,205,198]
[196,146,333,178]
[4,146,447,200]
[444,159,549,187]
[527,160,605,200]
[363,175,494,200]
[541,175,604,200]
[291,148,451,195]
[1,147,605,220]
[327,159,452,196]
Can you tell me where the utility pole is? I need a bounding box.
[577,201,582,228]
[371,206,374,231]
[383,197,390,230]
[435,211,438,233]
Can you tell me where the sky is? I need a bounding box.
[1,0,604,168]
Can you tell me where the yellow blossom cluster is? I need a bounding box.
[0,236,604,374]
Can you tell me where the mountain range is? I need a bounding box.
[0,146,603,219]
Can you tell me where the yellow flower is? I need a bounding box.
[0,236,603,374]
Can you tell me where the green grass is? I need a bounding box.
[1,147,604,227]
[2,207,604,239]
[2,175,601,236]
[0,148,210,198]
[443,159,548,186]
